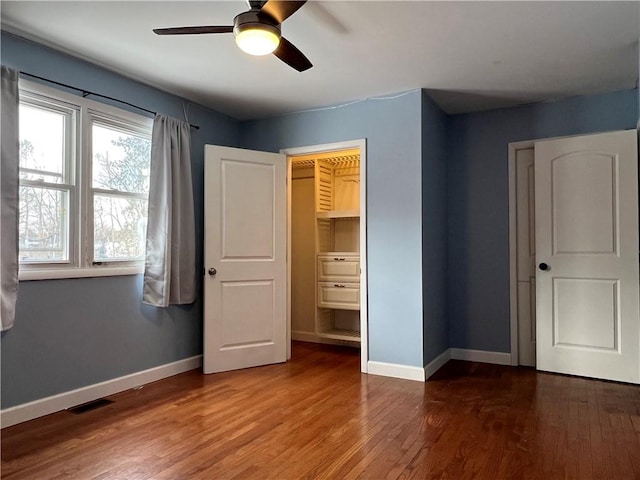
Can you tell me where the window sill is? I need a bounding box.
[19,265,144,281]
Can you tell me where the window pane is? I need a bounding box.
[92,124,150,194]
[94,194,148,261]
[19,104,66,184]
[19,186,69,262]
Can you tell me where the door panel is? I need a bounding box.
[535,130,639,383]
[552,153,616,255]
[553,278,617,350]
[204,145,286,374]
[222,160,275,259]
[220,280,275,348]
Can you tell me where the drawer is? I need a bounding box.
[317,255,360,283]
[318,282,360,310]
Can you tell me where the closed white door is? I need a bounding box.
[535,130,639,383]
[203,145,287,374]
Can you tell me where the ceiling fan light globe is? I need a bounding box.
[235,28,280,56]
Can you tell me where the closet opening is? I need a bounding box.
[283,140,368,372]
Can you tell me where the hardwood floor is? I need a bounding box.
[3,341,640,479]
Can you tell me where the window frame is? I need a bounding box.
[18,80,153,281]
[17,93,78,267]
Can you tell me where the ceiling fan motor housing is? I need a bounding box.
[233,10,281,39]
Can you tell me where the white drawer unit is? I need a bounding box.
[317,282,360,310]
[317,255,360,283]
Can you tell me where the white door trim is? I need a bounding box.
[281,139,368,374]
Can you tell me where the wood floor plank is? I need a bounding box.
[3,342,640,479]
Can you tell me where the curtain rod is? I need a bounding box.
[19,71,200,130]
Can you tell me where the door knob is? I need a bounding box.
[208,267,217,276]
[538,263,549,271]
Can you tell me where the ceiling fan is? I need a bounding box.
[153,0,312,72]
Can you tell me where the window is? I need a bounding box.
[18,98,75,264]
[18,81,153,280]
[90,115,151,263]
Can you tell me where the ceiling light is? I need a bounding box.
[234,25,280,56]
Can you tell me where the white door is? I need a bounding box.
[515,147,536,366]
[203,145,287,374]
[535,130,639,383]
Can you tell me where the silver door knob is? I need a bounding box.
[208,267,217,276]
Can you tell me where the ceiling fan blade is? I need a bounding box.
[259,0,306,24]
[153,26,234,35]
[273,37,312,72]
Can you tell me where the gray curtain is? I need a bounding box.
[1,66,20,330]
[143,114,196,307]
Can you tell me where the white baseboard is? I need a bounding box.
[292,331,359,347]
[292,331,325,343]
[1,355,202,428]
[424,349,451,380]
[450,348,511,365]
[368,361,425,382]
[1,348,513,427]
[368,347,511,383]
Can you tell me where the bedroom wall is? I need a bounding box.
[240,91,426,368]
[1,32,241,408]
[421,92,449,365]
[447,88,638,354]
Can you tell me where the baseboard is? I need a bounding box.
[367,347,511,383]
[450,348,511,365]
[368,361,425,382]
[292,331,324,343]
[292,331,359,347]
[1,355,202,428]
[424,349,451,380]
[1,349,513,427]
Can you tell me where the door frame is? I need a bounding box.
[281,139,368,373]
[508,140,535,366]
[509,138,566,366]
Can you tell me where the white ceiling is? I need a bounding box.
[2,1,638,121]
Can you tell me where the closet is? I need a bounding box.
[290,148,361,346]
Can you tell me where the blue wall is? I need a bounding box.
[3,31,637,409]
[421,92,449,364]
[447,89,638,353]
[240,91,426,367]
[1,32,241,408]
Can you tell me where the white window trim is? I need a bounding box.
[18,79,154,281]
[19,265,145,281]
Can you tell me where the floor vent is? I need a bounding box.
[68,398,114,414]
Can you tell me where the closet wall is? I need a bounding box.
[291,167,316,335]
[291,149,361,347]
